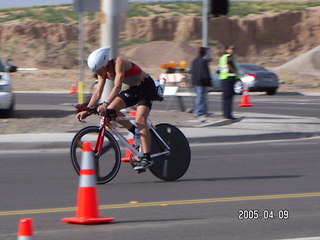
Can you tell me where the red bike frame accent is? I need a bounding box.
[95,117,109,154]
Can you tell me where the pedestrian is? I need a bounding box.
[76,46,163,172]
[191,47,212,122]
[219,45,238,120]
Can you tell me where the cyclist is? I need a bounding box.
[77,46,161,171]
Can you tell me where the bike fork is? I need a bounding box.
[95,125,105,156]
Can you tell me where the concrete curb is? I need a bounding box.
[1,131,320,151]
[188,131,320,144]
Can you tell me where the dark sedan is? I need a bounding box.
[210,63,280,95]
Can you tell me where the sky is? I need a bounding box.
[1,0,71,8]
[0,0,195,9]
[0,0,242,9]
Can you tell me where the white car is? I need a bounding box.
[0,57,16,117]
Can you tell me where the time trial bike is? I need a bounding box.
[70,105,191,184]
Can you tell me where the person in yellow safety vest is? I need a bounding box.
[219,45,239,120]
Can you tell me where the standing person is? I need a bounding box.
[191,47,212,122]
[76,46,162,172]
[219,45,238,120]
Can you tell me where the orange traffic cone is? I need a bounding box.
[238,84,253,107]
[17,218,34,240]
[62,142,114,224]
[130,109,137,117]
[69,81,77,94]
[121,109,137,162]
[121,138,134,162]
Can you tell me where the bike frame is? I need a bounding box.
[95,115,171,160]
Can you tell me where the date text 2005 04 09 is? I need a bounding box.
[238,209,289,220]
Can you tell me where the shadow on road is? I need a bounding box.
[126,175,302,185]
[116,217,203,225]
[276,92,304,96]
[11,109,74,119]
[177,174,302,183]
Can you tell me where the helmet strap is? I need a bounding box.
[110,59,116,74]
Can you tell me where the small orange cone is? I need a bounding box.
[17,218,34,240]
[121,138,134,162]
[62,142,114,224]
[238,84,253,107]
[121,109,137,162]
[130,109,137,117]
[69,81,77,94]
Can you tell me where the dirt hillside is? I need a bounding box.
[0,6,320,92]
[275,45,320,90]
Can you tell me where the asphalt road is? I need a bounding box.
[14,92,320,118]
[1,138,320,240]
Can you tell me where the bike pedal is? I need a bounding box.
[137,169,146,174]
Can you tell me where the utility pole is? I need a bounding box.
[100,0,120,58]
[73,0,127,103]
[73,0,99,104]
[100,0,121,102]
[202,0,209,49]
[78,7,85,104]
[202,0,211,58]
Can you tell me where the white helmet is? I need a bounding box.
[87,46,111,71]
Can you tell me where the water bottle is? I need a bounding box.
[154,79,160,87]
[158,79,166,97]
[134,127,141,148]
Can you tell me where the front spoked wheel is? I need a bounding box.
[149,123,191,181]
[70,126,121,184]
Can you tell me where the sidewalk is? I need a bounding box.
[0,110,319,151]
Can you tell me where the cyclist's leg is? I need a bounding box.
[135,104,151,153]
[108,96,134,130]
[134,76,155,155]
[133,101,154,171]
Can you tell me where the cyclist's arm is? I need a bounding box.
[87,76,106,108]
[76,77,106,120]
[97,57,125,116]
[105,57,125,106]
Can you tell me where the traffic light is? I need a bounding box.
[210,0,229,17]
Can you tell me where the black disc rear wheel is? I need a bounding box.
[149,123,191,181]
